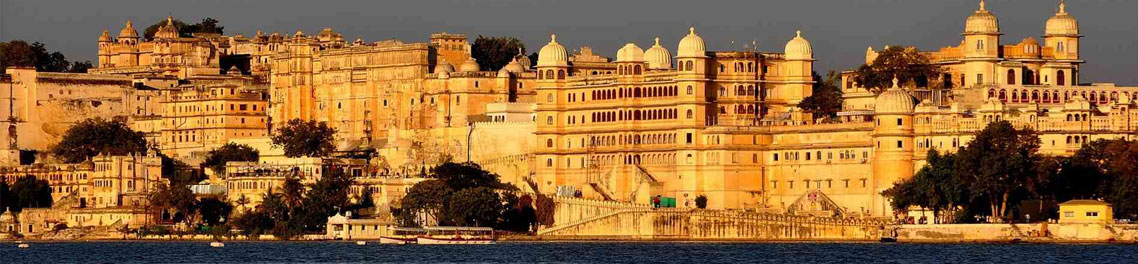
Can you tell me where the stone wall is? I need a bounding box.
[539,198,884,240]
[896,223,1138,242]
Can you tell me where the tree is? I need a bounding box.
[271,119,336,158]
[955,121,1040,221]
[148,182,198,226]
[234,194,251,212]
[0,40,92,73]
[281,176,304,209]
[9,175,52,212]
[198,198,233,226]
[500,194,536,233]
[445,187,503,227]
[1061,139,1138,218]
[203,143,260,175]
[798,70,844,120]
[694,195,708,209]
[294,168,354,231]
[143,17,224,40]
[471,36,526,71]
[51,118,147,163]
[398,179,451,226]
[433,162,513,191]
[852,46,943,94]
[0,181,12,213]
[883,149,965,223]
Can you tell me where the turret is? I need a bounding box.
[782,30,815,112]
[1044,0,1080,86]
[872,77,916,216]
[676,27,707,76]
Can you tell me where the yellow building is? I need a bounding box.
[157,75,269,159]
[1058,200,1113,224]
[0,152,163,209]
[94,17,282,80]
[534,1,1138,218]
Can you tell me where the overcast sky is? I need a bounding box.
[3,0,1136,85]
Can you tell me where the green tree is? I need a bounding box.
[433,162,513,191]
[234,194,251,212]
[955,121,1040,221]
[51,118,147,163]
[398,179,452,226]
[271,119,337,158]
[198,198,233,226]
[883,149,965,223]
[148,182,198,226]
[281,175,304,209]
[143,17,224,40]
[0,181,12,212]
[1064,139,1138,218]
[852,46,943,93]
[471,36,526,71]
[445,187,503,227]
[0,40,92,73]
[798,70,844,120]
[9,175,53,211]
[295,168,354,231]
[694,195,708,209]
[203,143,260,175]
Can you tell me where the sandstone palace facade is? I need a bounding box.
[2,0,1136,223]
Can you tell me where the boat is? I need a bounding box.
[355,241,367,245]
[17,243,30,248]
[380,227,425,244]
[415,226,496,245]
[210,241,225,247]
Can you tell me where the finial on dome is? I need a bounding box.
[654,37,660,45]
[796,30,802,38]
[550,34,557,43]
[1058,0,1067,14]
[892,76,900,89]
[979,0,986,11]
[867,46,874,51]
[126,20,133,27]
[689,27,695,34]
[166,16,174,25]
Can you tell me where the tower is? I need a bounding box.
[782,30,815,121]
[962,0,1001,86]
[535,34,570,194]
[1044,0,1081,86]
[872,77,916,216]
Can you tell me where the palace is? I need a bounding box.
[533,0,1138,217]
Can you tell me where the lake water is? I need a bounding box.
[3,241,1136,263]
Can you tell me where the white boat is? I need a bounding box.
[355,241,367,245]
[380,227,425,244]
[415,226,496,245]
[210,241,225,247]
[17,243,30,248]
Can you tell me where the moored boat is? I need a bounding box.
[380,227,425,244]
[415,226,496,245]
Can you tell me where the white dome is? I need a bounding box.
[1045,1,1078,36]
[677,27,706,58]
[784,30,813,60]
[502,58,526,73]
[434,62,454,73]
[460,58,480,72]
[154,16,180,39]
[537,34,569,67]
[644,37,672,69]
[616,43,645,63]
[874,77,917,114]
[118,20,139,39]
[965,0,999,34]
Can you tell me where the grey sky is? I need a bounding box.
[3,0,1135,85]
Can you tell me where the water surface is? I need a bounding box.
[3,241,1135,263]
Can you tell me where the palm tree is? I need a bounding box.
[235,194,250,212]
[116,225,133,240]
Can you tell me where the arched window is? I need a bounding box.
[544,70,553,79]
[1007,69,1015,85]
[685,61,693,71]
[998,90,1007,101]
[634,65,642,75]
[1057,70,1066,86]
[546,139,553,148]
[686,86,693,95]
[988,89,995,98]
[686,109,694,119]
[1058,42,1065,52]
[1032,90,1039,102]
[546,116,553,125]
[977,40,984,50]
[557,70,566,79]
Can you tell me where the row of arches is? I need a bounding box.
[590,85,681,101]
[718,84,758,97]
[678,60,696,71]
[538,69,567,80]
[720,61,756,73]
[989,89,1135,104]
[617,64,643,75]
[589,108,681,123]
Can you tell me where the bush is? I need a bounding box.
[695,195,708,209]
